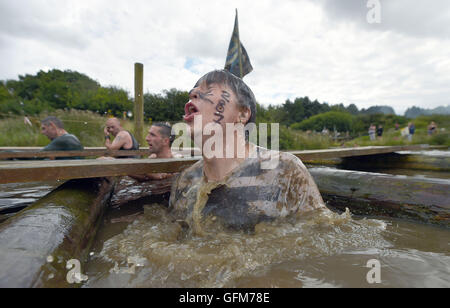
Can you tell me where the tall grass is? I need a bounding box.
[1,110,448,149]
[279,126,339,150]
[0,109,141,147]
[344,128,449,147]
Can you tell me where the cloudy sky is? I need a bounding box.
[0,0,449,115]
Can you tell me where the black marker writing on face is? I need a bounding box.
[198,91,215,105]
[189,89,215,105]
[221,91,231,103]
[213,90,231,124]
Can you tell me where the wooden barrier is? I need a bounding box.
[310,167,450,227]
[0,147,201,160]
[0,145,439,184]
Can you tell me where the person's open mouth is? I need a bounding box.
[184,102,200,122]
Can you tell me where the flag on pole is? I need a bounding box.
[224,9,253,78]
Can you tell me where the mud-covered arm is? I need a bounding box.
[168,172,183,212]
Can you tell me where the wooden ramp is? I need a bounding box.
[0,145,434,184]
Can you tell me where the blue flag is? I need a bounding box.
[224,10,253,78]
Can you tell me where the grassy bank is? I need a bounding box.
[0,110,139,147]
[343,115,450,147]
[0,110,448,149]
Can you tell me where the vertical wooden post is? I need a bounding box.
[134,63,144,145]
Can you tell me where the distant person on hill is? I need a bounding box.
[129,122,182,182]
[428,121,437,135]
[368,124,376,141]
[395,122,399,131]
[40,116,84,155]
[104,117,139,154]
[408,122,415,141]
[377,125,383,138]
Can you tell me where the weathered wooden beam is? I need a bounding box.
[0,149,150,159]
[0,145,439,184]
[134,63,144,145]
[291,144,427,160]
[310,167,450,227]
[0,177,116,287]
[340,152,450,172]
[0,157,200,184]
[0,147,201,159]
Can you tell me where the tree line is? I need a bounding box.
[0,69,440,136]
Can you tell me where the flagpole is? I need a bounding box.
[235,9,244,78]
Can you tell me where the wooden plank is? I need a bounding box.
[0,147,202,159]
[0,145,439,184]
[0,157,201,184]
[0,145,430,160]
[0,149,150,159]
[292,145,426,161]
[310,167,450,227]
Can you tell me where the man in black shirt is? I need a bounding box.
[41,116,83,154]
[104,118,139,151]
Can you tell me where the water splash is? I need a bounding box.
[88,204,391,288]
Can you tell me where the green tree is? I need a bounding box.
[291,111,353,132]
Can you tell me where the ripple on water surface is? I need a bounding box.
[83,205,448,288]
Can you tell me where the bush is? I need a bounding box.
[291,111,353,132]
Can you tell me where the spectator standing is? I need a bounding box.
[377,125,384,138]
[408,122,415,141]
[368,124,376,141]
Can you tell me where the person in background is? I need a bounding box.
[101,117,140,159]
[377,125,383,139]
[40,116,83,157]
[428,121,437,135]
[408,122,415,141]
[104,117,139,151]
[368,124,376,141]
[129,122,182,182]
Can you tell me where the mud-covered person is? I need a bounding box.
[129,122,182,182]
[169,70,327,232]
[40,116,83,159]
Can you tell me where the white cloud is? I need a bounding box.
[0,0,449,115]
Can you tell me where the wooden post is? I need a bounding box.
[134,63,144,145]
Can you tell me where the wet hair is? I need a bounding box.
[41,116,64,129]
[194,70,257,125]
[153,122,175,145]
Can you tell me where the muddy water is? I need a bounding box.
[0,181,59,210]
[84,204,450,288]
[0,181,59,222]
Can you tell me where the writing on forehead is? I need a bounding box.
[213,90,231,124]
[190,87,215,105]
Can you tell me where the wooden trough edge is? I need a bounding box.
[0,145,441,184]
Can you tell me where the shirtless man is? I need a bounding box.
[129,122,181,182]
[169,70,326,232]
[104,117,139,151]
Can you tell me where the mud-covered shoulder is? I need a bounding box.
[168,159,203,210]
[279,151,327,213]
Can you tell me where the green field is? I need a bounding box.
[0,110,448,150]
